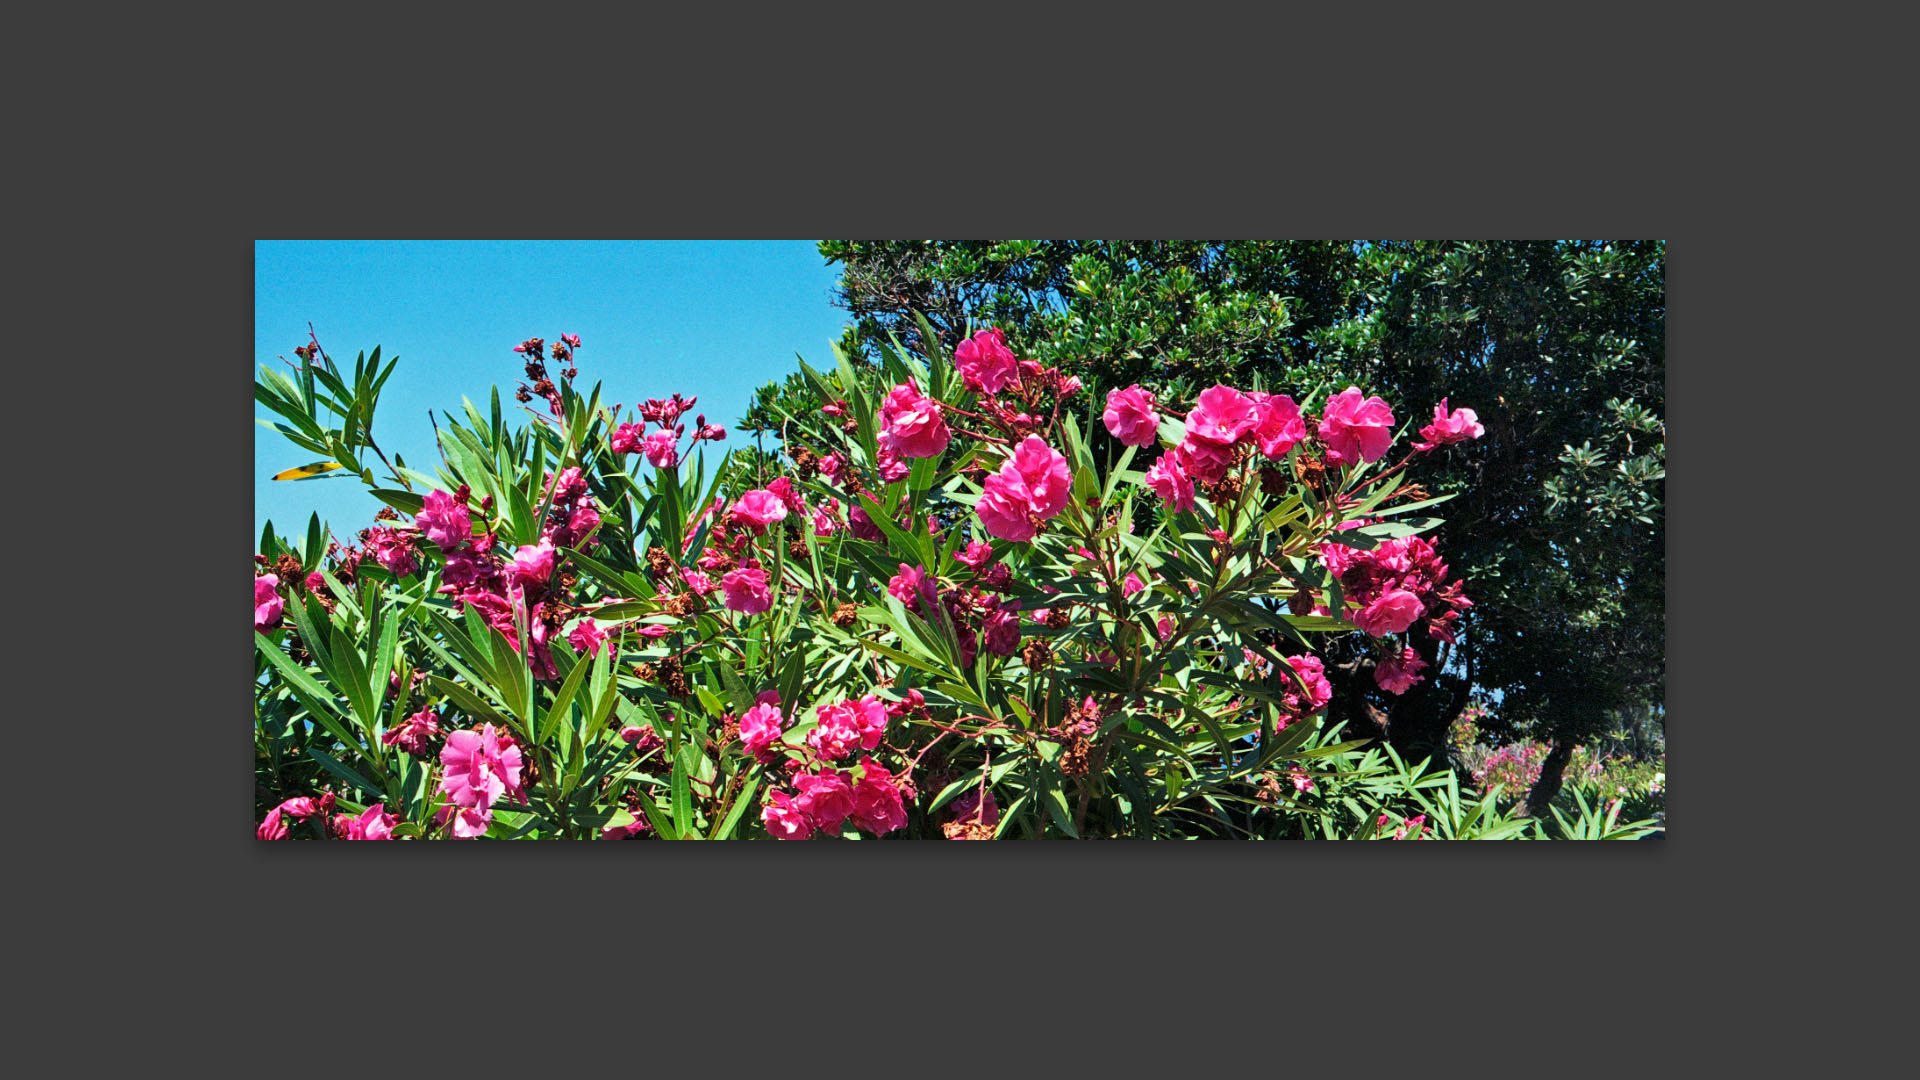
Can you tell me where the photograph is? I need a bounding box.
[254,240,1666,841]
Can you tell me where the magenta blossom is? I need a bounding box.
[851,758,909,835]
[878,381,952,459]
[610,422,646,456]
[438,723,526,810]
[416,488,472,550]
[567,618,609,658]
[1353,589,1425,637]
[763,790,814,840]
[954,327,1019,395]
[1317,386,1396,465]
[976,436,1073,543]
[1145,452,1195,512]
[1414,397,1485,452]
[511,539,556,587]
[257,806,288,840]
[721,566,773,614]
[807,703,862,761]
[381,709,443,757]
[887,562,936,613]
[729,489,789,533]
[955,540,995,569]
[1248,391,1307,459]
[792,769,855,833]
[1176,436,1235,485]
[1102,385,1161,447]
[642,428,680,468]
[338,803,397,840]
[1374,646,1428,694]
[950,787,999,826]
[1185,384,1258,446]
[254,574,284,631]
[739,701,786,762]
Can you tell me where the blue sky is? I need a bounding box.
[254,240,852,547]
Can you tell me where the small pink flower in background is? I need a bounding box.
[851,758,909,835]
[254,574,284,631]
[1248,391,1307,458]
[511,539,555,587]
[306,570,326,591]
[887,563,936,612]
[416,489,473,549]
[955,540,995,569]
[1145,452,1195,512]
[818,453,844,481]
[1123,572,1145,596]
[849,504,884,542]
[950,787,999,826]
[1102,385,1161,447]
[610,422,646,455]
[766,477,809,516]
[763,790,814,840]
[1393,813,1428,840]
[1156,615,1176,642]
[1317,386,1396,465]
[568,618,609,657]
[634,623,671,639]
[338,803,396,840]
[257,806,288,840]
[720,566,773,615]
[278,797,319,819]
[878,381,952,459]
[976,436,1072,543]
[740,701,786,761]
[793,769,855,833]
[1280,654,1333,718]
[1414,397,1485,452]
[876,446,911,482]
[446,805,492,838]
[1353,589,1425,637]
[1374,646,1428,694]
[1058,374,1083,398]
[1185,385,1258,446]
[681,569,717,595]
[1290,769,1316,794]
[382,709,443,757]
[729,489,789,533]
[811,502,840,536]
[955,327,1020,395]
[439,723,526,810]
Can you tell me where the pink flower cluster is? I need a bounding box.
[610,392,726,468]
[1316,386,1395,466]
[254,574,284,631]
[977,436,1072,542]
[1278,654,1333,726]
[1132,383,1307,510]
[1413,398,1484,452]
[258,792,395,840]
[1373,646,1429,695]
[436,722,527,838]
[1319,531,1472,641]
[763,757,909,840]
[878,380,951,460]
[381,709,443,757]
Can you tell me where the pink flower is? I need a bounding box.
[254,574,284,631]
[1290,769,1316,794]
[955,540,995,569]
[887,562,936,612]
[849,504,884,542]
[982,607,1021,655]
[720,566,773,615]
[635,623,671,639]
[729,489,789,533]
[762,790,814,840]
[1185,385,1258,446]
[257,806,288,839]
[878,381,952,459]
[1176,436,1235,485]
[642,428,680,468]
[447,805,492,838]
[1282,654,1333,717]
[1248,392,1307,459]
[766,477,809,516]
[511,539,555,587]
[851,758,909,835]
[1353,589,1425,637]
[610,422,646,455]
[792,769,855,833]
[739,701,786,761]
[681,569,717,595]
[1414,397,1485,451]
[950,787,999,826]
[416,489,472,550]
[381,709,443,757]
[1317,386,1396,465]
[1102,385,1161,447]
[976,436,1073,543]
[807,702,863,760]
[568,618,609,657]
[954,327,1019,395]
[1374,646,1428,694]
[876,446,911,482]
[1144,451,1195,512]
[338,803,396,840]
[438,723,526,810]
[810,502,840,536]
[818,453,844,482]
[1122,572,1145,596]
[849,695,890,749]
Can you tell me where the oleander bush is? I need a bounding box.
[253,318,1653,839]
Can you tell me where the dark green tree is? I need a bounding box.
[749,241,1663,814]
